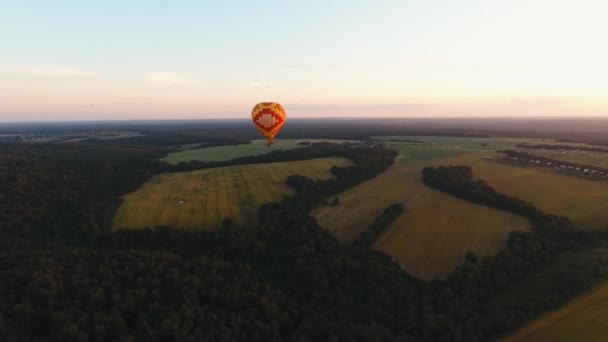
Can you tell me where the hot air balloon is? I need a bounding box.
[251,102,286,146]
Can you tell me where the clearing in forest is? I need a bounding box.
[434,153,608,230]
[312,152,531,281]
[314,139,608,280]
[113,157,351,230]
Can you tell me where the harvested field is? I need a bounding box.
[114,157,351,230]
[312,156,531,280]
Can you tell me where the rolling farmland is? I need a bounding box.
[113,157,351,230]
[312,157,531,280]
[314,139,608,279]
[433,153,608,230]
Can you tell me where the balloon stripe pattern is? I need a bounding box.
[251,102,286,144]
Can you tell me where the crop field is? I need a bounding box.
[312,158,531,280]
[501,247,608,342]
[162,139,354,164]
[113,157,351,230]
[432,153,608,230]
[374,136,547,151]
[374,136,547,165]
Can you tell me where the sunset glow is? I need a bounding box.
[1,0,607,121]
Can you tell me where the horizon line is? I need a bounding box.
[2,115,608,125]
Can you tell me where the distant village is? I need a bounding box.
[487,151,608,180]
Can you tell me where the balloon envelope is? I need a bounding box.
[251,102,286,144]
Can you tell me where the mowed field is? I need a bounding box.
[162,139,354,164]
[113,157,351,230]
[312,157,531,280]
[433,153,608,230]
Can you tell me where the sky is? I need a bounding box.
[1,0,607,122]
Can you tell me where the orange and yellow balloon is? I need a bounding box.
[251,102,286,146]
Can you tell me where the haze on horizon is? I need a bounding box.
[1,0,607,122]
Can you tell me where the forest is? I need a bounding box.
[1,137,608,341]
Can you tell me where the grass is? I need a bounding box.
[161,139,353,164]
[312,158,531,281]
[113,157,352,230]
[499,247,608,342]
[375,136,548,165]
[374,136,547,151]
[433,153,608,230]
[387,143,472,164]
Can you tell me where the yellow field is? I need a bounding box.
[113,157,352,230]
[432,153,608,230]
[312,158,531,280]
[503,281,608,341]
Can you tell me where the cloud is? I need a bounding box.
[286,103,433,112]
[145,72,200,85]
[286,103,342,111]
[508,96,573,106]
[0,64,99,79]
[248,82,272,89]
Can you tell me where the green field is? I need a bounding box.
[374,136,547,165]
[162,139,354,164]
[312,158,531,280]
[113,157,352,230]
[433,153,608,230]
[375,135,547,150]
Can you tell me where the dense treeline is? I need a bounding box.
[420,165,607,335]
[167,142,388,173]
[352,203,404,248]
[517,143,608,154]
[0,143,168,238]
